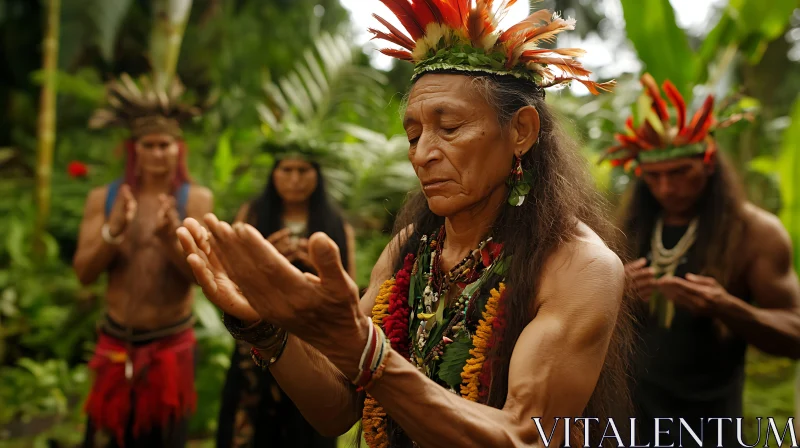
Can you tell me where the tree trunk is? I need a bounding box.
[33,0,61,258]
[150,0,193,92]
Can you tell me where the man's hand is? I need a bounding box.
[106,184,137,238]
[657,273,733,316]
[624,258,656,301]
[155,194,182,241]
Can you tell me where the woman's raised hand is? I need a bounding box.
[179,213,363,348]
[177,217,260,323]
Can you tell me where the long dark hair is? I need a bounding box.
[381,72,636,447]
[247,159,349,271]
[617,152,747,289]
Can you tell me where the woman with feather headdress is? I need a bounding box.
[179,2,635,447]
[73,73,214,448]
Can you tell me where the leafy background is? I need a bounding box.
[0,0,798,446]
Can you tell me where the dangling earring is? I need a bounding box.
[506,154,531,207]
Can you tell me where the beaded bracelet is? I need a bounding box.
[352,320,391,391]
[222,313,279,344]
[251,331,289,370]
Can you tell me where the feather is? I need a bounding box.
[625,116,636,135]
[520,13,575,45]
[379,0,425,40]
[640,73,669,123]
[662,80,686,133]
[379,48,414,61]
[468,0,495,48]
[520,47,586,58]
[540,77,615,96]
[615,133,652,150]
[500,9,553,42]
[684,95,715,144]
[503,32,526,68]
[418,0,445,27]
[444,0,470,29]
[119,73,142,99]
[411,0,437,30]
[369,27,415,51]
[523,56,592,78]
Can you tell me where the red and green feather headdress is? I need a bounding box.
[600,73,750,173]
[369,0,614,94]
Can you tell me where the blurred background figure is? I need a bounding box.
[602,74,800,447]
[216,155,354,448]
[72,74,214,447]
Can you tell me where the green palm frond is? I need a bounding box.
[337,124,419,229]
[258,31,388,148]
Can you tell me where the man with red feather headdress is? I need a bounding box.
[73,73,214,448]
[602,73,800,447]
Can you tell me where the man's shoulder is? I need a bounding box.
[187,184,213,201]
[741,202,793,257]
[742,202,785,233]
[86,185,111,203]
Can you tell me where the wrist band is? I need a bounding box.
[222,313,279,344]
[102,223,124,245]
[251,331,289,370]
[352,320,391,391]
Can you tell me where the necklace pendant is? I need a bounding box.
[423,285,434,308]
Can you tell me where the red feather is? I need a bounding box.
[468,0,495,46]
[450,0,470,29]
[522,56,592,77]
[503,32,526,68]
[379,0,425,40]
[625,116,636,133]
[518,15,574,45]
[685,95,715,144]
[371,14,415,50]
[662,80,686,133]
[542,77,616,96]
[369,28,414,51]
[379,48,414,61]
[411,0,438,29]
[616,133,652,150]
[521,47,586,58]
[437,0,467,29]
[640,73,669,123]
[499,9,552,42]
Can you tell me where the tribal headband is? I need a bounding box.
[89,73,201,140]
[600,73,753,173]
[369,0,614,94]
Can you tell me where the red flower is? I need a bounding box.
[67,161,88,178]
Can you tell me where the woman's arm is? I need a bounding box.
[178,218,410,436]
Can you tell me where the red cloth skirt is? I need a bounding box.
[83,328,197,447]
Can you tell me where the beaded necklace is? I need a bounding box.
[362,226,510,447]
[407,226,507,390]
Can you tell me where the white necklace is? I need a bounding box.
[650,216,698,277]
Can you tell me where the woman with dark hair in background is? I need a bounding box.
[215,155,355,448]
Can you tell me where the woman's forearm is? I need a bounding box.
[269,334,364,436]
